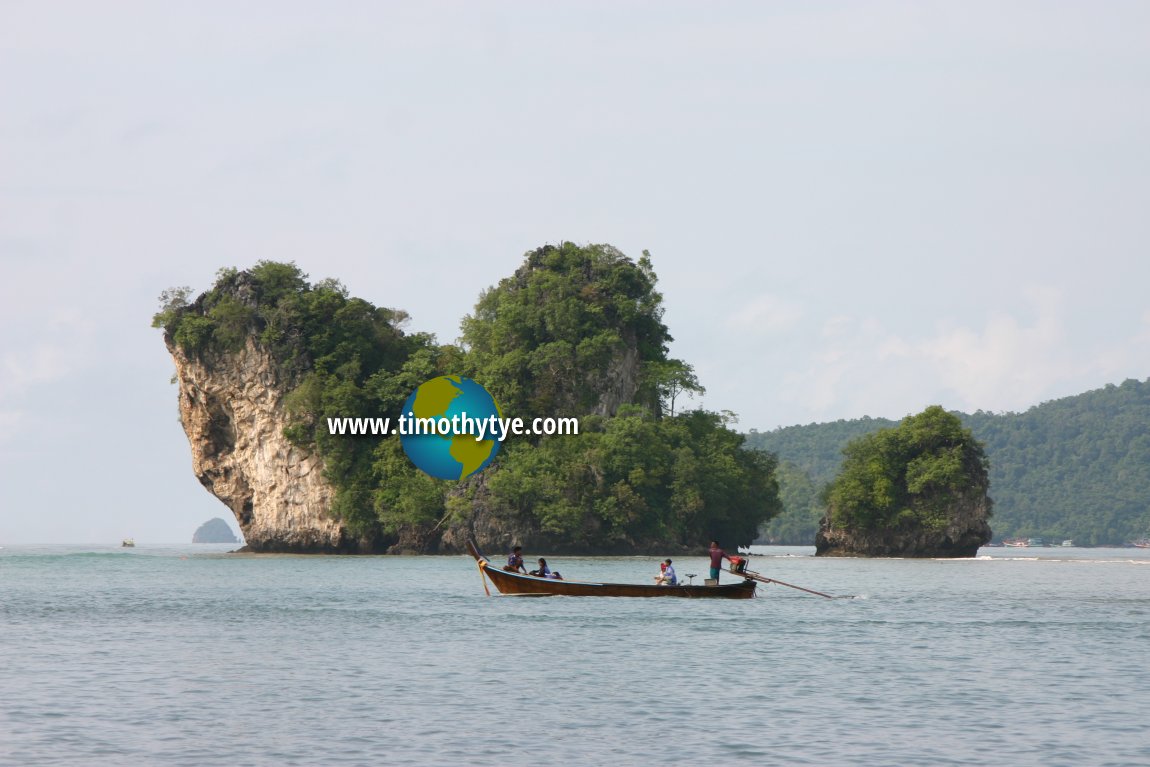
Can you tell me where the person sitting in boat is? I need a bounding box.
[530,557,551,578]
[655,558,677,586]
[505,545,527,573]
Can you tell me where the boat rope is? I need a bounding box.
[476,561,491,596]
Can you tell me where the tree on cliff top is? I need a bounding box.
[461,242,687,419]
[825,406,992,535]
[153,261,418,378]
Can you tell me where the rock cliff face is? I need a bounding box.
[168,336,373,553]
[589,335,641,418]
[814,486,993,558]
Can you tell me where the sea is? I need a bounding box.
[2,544,1149,767]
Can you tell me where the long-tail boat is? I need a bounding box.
[466,538,756,599]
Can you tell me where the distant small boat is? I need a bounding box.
[1003,538,1028,548]
[121,538,135,548]
[1131,539,1150,549]
[1061,540,1074,547]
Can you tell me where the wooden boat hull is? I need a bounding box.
[467,539,756,599]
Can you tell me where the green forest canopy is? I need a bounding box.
[747,379,1150,546]
[154,245,780,552]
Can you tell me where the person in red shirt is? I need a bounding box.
[708,540,730,583]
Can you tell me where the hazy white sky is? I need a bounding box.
[2,1,1148,543]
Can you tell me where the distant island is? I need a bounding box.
[815,406,992,557]
[192,518,239,544]
[748,378,1150,547]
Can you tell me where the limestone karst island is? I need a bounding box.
[155,243,997,557]
[192,517,240,544]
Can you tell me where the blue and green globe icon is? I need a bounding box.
[399,376,502,480]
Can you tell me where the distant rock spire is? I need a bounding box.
[192,517,240,544]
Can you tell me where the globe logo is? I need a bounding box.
[399,376,502,480]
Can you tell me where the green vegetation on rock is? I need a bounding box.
[483,408,779,552]
[461,243,672,419]
[156,244,780,553]
[823,406,991,536]
[455,243,774,551]
[155,260,437,542]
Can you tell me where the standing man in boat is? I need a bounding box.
[708,541,730,584]
[505,545,527,573]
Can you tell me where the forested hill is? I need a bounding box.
[745,378,1150,546]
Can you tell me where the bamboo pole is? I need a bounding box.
[730,567,836,599]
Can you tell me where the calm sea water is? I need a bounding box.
[2,544,1149,766]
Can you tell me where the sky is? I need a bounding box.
[2,1,1148,543]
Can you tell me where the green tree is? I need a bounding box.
[645,359,705,417]
[461,242,672,419]
[151,286,192,330]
